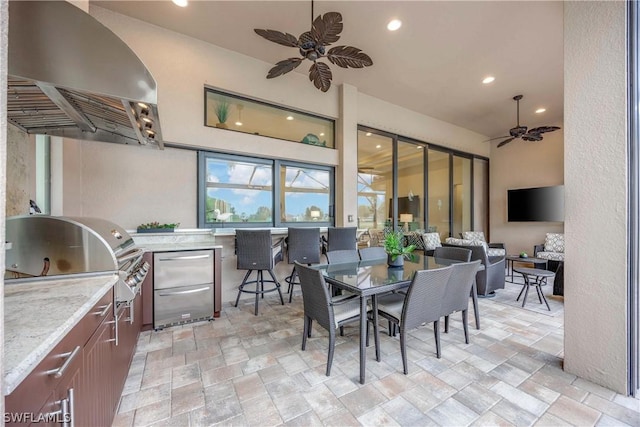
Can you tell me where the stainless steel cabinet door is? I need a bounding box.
[153,283,214,329]
[153,250,213,289]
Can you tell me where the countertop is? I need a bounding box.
[139,242,223,252]
[4,273,118,395]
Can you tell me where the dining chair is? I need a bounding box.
[440,260,482,344]
[294,262,379,376]
[374,265,453,373]
[358,246,387,261]
[234,229,285,315]
[285,227,321,302]
[326,249,360,264]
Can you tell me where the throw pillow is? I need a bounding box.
[544,233,565,253]
[422,232,442,250]
[462,231,486,242]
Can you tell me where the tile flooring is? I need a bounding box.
[113,282,640,426]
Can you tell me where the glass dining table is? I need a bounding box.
[315,253,482,384]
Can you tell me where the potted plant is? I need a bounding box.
[137,222,180,233]
[383,230,416,267]
[214,100,230,129]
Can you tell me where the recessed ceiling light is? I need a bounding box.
[172,0,188,7]
[365,132,372,136]
[387,19,402,31]
[286,116,294,121]
[416,146,422,149]
[482,76,495,84]
[376,144,381,149]
[319,132,325,136]
[235,121,243,126]
[535,108,546,114]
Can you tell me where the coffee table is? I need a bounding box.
[513,267,555,311]
[505,255,548,283]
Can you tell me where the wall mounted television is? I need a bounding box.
[389,196,421,219]
[507,185,564,222]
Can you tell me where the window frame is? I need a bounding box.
[198,151,335,228]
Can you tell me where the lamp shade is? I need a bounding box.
[310,210,321,218]
[400,214,413,223]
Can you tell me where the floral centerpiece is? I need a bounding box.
[383,230,416,267]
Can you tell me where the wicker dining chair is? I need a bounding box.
[358,246,387,261]
[234,229,285,315]
[294,262,378,376]
[373,265,453,373]
[440,260,481,344]
[285,228,321,303]
[326,249,360,264]
[434,246,472,263]
[322,227,357,254]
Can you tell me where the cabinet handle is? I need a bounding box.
[95,302,112,317]
[158,254,210,261]
[45,346,81,378]
[68,388,75,427]
[158,286,211,296]
[106,311,124,346]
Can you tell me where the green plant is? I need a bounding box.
[383,231,416,261]
[137,222,180,230]
[214,100,230,123]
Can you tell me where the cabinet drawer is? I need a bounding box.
[5,287,113,418]
[154,250,213,289]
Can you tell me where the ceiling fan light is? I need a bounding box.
[535,108,546,114]
[387,19,402,31]
[482,76,495,84]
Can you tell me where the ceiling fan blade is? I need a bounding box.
[309,62,333,92]
[312,12,343,46]
[254,29,299,47]
[266,58,303,78]
[528,126,561,134]
[482,135,510,142]
[327,46,373,68]
[497,137,516,148]
[522,133,543,142]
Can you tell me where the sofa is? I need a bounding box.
[534,232,565,295]
[443,239,506,296]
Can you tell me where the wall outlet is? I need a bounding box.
[348,215,354,222]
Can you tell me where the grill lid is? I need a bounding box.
[7,1,163,148]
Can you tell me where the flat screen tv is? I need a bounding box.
[507,186,564,222]
[389,196,420,219]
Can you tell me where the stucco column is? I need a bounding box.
[1,0,9,413]
[564,1,628,393]
[336,84,358,227]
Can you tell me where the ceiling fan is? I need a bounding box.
[254,2,373,92]
[486,95,560,148]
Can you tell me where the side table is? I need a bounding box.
[513,267,555,311]
[505,255,548,283]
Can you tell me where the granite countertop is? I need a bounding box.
[4,273,118,395]
[139,242,223,252]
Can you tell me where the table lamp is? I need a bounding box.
[400,213,413,233]
[310,210,321,221]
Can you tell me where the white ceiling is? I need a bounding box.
[92,0,564,139]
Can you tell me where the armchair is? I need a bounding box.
[534,233,565,295]
[461,231,506,257]
[443,241,506,297]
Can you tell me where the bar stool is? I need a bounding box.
[234,229,285,315]
[285,227,321,303]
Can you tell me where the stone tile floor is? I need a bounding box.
[113,283,640,427]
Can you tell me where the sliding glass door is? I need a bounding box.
[428,149,450,240]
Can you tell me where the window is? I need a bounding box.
[205,88,335,148]
[199,152,334,228]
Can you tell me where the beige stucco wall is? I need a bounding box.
[564,1,628,393]
[489,124,564,255]
[1,0,8,413]
[5,126,34,216]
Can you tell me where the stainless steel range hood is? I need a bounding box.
[7,1,163,148]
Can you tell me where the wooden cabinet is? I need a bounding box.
[5,278,145,427]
